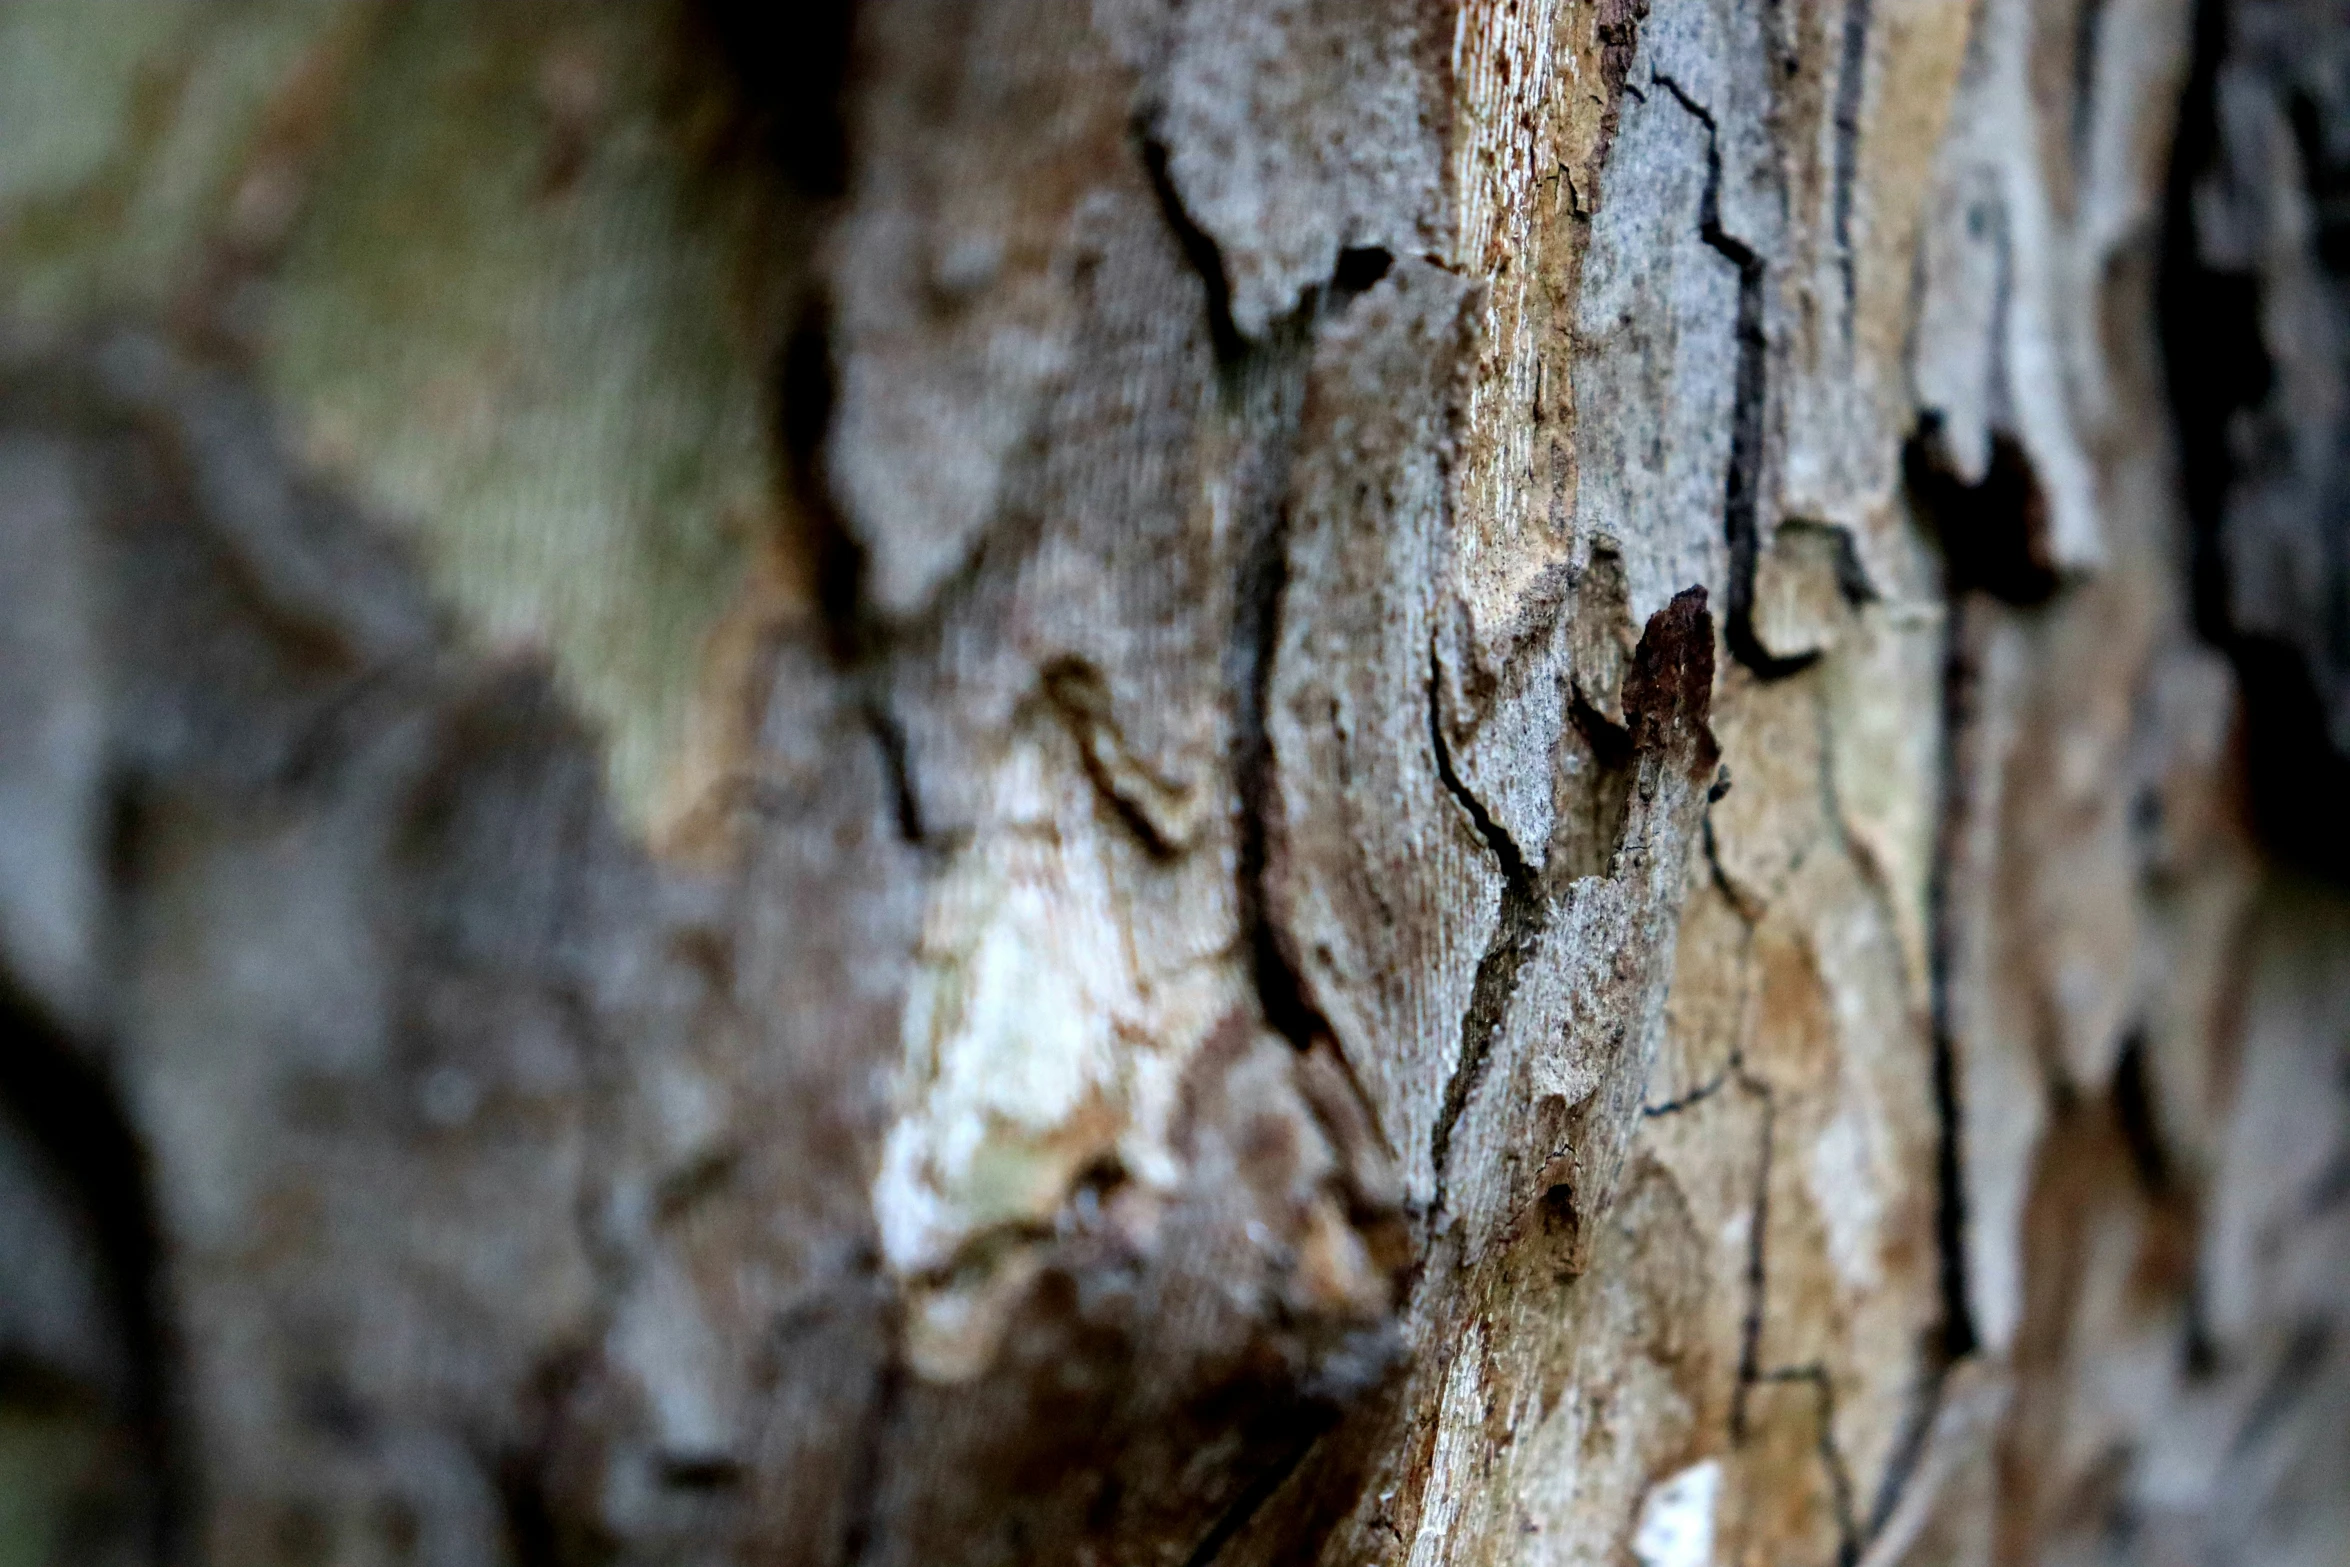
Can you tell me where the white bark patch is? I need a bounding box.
[873,810,1141,1280]
[608,1252,735,1466]
[1808,1106,1887,1291]
[870,728,1236,1379]
[1405,1324,1489,1567]
[1631,1458,1721,1567]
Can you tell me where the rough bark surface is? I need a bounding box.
[0,2,2346,1565]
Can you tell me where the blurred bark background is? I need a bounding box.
[1,1,2346,1564]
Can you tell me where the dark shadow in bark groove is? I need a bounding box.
[2111,1034,2175,1197]
[859,698,928,846]
[1043,659,1183,860]
[0,980,184,1567]
[1831,0,1874,323]
[691,0,869,673]
[1887,423,2067,1545]
[1220,274,1393,1062]
[1903,415,2061,1374]
[1229,377,1332,1058]
[1757,1364,1862,1567]
[1138,127,1247,366]
[1652,72,1793,681]
[1921,595,1991,1373]
[493,1448,571,1567]
[1424,644,1549,1226]
[1553,692,1640,883]
[780,301,875,664]
[683,0,857,201]
[1847,442,2015,1558]
[1854,431,2025,1533]
[1175,1407,1341,1567]
[2159,0,2350,883]
[1904,428,2062,607]
[837,1356,905,1567]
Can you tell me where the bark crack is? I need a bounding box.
[1925,599,1985,1365]
[1229,404,1331,1055]
[860,698,927,846]
[1651,72,1796,682]
[1425,647,1548,1228]
[1729,1062,1777,1422]
[1755,1364,1863,1566]
[0,980,182,1563]
[1212,246,1406,1063]
[1138,122,1245,365]
[1839,453,2012,1555]
[1175,1407,1338,1567]
[1140,106,1364,1060]
[837,1353,905,1567]
[1862,1361,1951,1545]
[1722,1054,1863,1566]
[1830,0,1874,326]
[1640,1062,1737,1118]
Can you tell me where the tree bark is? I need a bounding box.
[1,2,2346,1565]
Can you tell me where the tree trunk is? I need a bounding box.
[2,2,2346,1564]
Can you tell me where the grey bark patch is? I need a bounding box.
[1264,257,1498,1215]
[1146,0,1450,339]
[0,434,106,1029]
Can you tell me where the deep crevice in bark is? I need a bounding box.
[1213,260,1397,1063]
[1755,1363,1862,1567]
[1831,0,1874,323]
[1653,72,1795,680]
[0,981,183,1567]
[2229,643,2350,882]
[859,699,926,846]
[2111,1034,2175,1197]
[836,1357,904,1567]
[1730,1065,1777,1426]
[1817,504,1986,1536]
[1899,424,2067,1395]
[1553,692,1641,884]
[684,0,858,201]
[1134,111,1353,1060]
[1927,968,1980,1365]
[696,0,868,678]
[1424,649,1548,1222]
[1230,410,1331,1056]
[493,1443,577,1567]
[2159,0,2350,883]
[1864,1367,1945,1546]
[1137,126,1246,366]
[490,1348,610,1567]
[780,303,874,664]
[1426,653,1540,892]
[1904,429,2062,607]
[1175,1407,1338,1567]
[1923,587,1987,1373]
